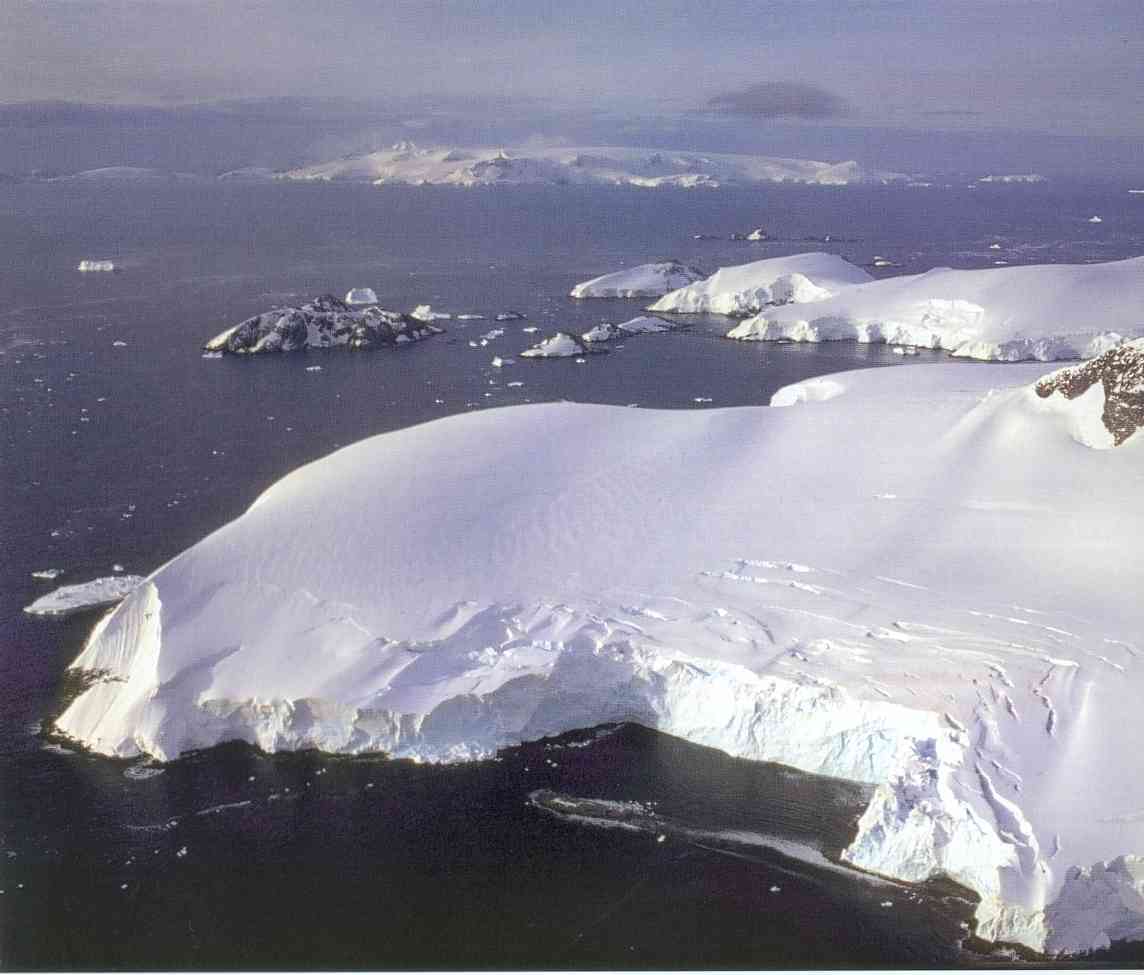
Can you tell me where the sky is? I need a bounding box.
[1,0,1142,173]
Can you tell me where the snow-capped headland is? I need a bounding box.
[570,261,707,299]
[283,143,900,189]
[55,340,1144,954]
[203,295,443,354]
[648,252,874,316]
[727,256,1144,361]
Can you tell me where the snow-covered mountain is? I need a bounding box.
[649,252,874,316]
[56,344,1144,954]
[727,255,1144,361]
[283,142,897,188]
[203,294,443,354]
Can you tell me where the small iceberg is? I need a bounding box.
[1088,215,1103,224]
[520,332,593,359]
[495,311,527,322]
[77,260,115,272]
[747,228,768,241]
[344,288,378,306]
[582,316,673,343]
[31,568,64,580]
[411,304,452,322]
[24,575,146,617]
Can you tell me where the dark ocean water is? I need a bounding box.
[2,180,1143,969]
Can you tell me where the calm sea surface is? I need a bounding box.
[2,180,1143,969]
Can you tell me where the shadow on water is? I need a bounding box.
[1,722,1037,970]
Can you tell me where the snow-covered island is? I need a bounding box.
[203,295,444,354]
[519,332,597,359]
[582,316,673,343]
[570,261,707,299]
[54,337,1144,955]
[726,256,1144,361]
[648,252,874,316]
[284,143,901,189]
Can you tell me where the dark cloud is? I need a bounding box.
[707,82,849,120]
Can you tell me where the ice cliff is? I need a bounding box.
[727,256,1144,361]
[56,357,1144,954]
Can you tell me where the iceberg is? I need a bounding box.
[582,316,673,343]
[77,260,115,272]
[344,288,378,306]
[726,255,1144,361]
[25,576,145,617]
[648,253,873,317]
[570,261,707,299]
[519,332,593,358]
[203,295,443,355]
[54,342,1144,953]
[411,304,451,322]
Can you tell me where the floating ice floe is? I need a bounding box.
[495,311,527,322]
[411,304,452,322]
[520,332,594,359]
[582,316,673,343]
[344,288,378,306]
[648,253,872,317]
[726,255,1144,362]
[1088,216,1104,223]
[24,575,146,617]
[203,295,444,355]
[570,260,706,299]
[31,569,64,580]
[77,260,115,272]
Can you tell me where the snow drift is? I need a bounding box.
[727,256,1144,361]
[648,253,873,317]
[56,354,1144,954]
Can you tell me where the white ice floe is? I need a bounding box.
[32,569,64,580]
[727,255,1144,361]
[344,288,378,306]
[570,261,707,299]
[25,576,145,617]
[519,332,590,358]
[582,316,673,343]
[77,260,115,272]
[55,352,1144,954]
[284,143,900,189]
[1088,216,1104,224]
[411,304,452,322]
[648,253,873,317]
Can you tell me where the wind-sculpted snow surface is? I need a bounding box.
[285,143,896,188]
[648,253,873,317]
[570,261,707,299]
[203,295,442,354]
[57,361,1144,953]
[727,256,1144,361]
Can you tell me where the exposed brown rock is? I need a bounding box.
[1035,340,1144,446]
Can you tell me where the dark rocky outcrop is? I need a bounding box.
[1035,340,1144,445]
[204,294,443,355]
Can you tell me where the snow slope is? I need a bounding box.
[56,353,1144,954]
[285,143,896,188]
[570,261,707,299]
[727,256,1144,361]
[648,253,874,316]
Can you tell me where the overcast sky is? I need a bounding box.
[2,0,1142,138]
